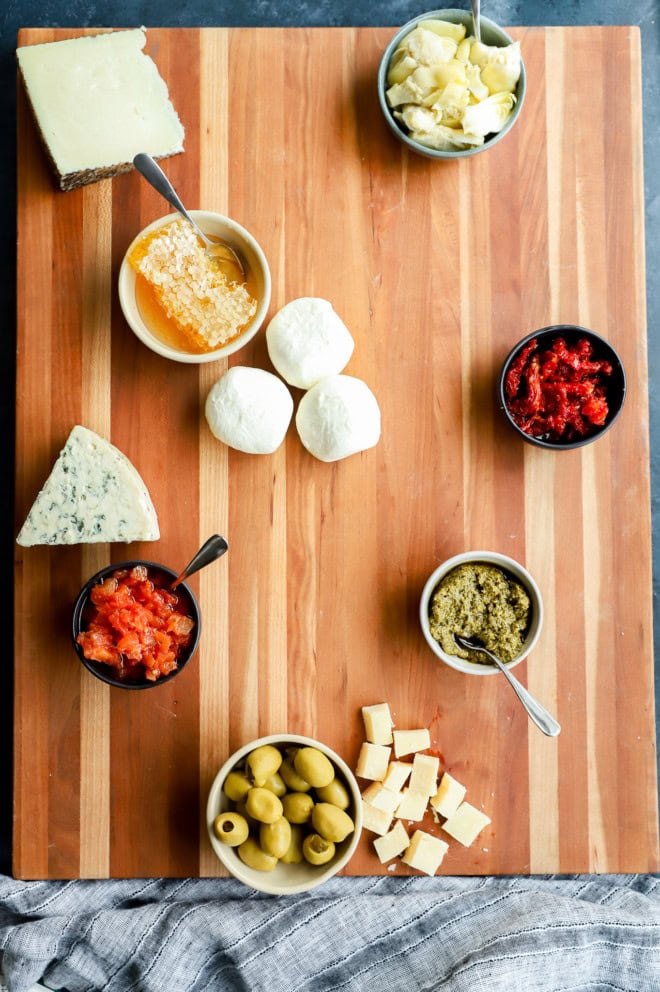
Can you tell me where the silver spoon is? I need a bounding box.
[454,634,560,737]
[471,0,481,43]
[171,534,229,590]
[132,153,245,281]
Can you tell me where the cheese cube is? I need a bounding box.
[395,788,429,822]
[442,802,491,847]
[383,761,413,792]
[361,782,402,815]
[402,829,449,875]
[355,742,391,781]
[361,800,393,836]
[373,820,410,864]
[361,702,394,745]
[430,772,466,819]
[409,753,439,797]
[393,728,430,757]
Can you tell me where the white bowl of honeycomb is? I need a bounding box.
[118,210,271,363]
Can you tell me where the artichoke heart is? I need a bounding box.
[387,49,418,85]
[411,123,484,151]
[461,92,516,137]
[404,27,458,65]
[470,41,522,94]
[418,18,468,43]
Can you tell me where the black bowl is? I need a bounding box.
[72,560,201,689]
[498,325,626,450]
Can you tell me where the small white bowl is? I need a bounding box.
[206,733,363,895]
[419,551,543,675]
[118,210,271,364]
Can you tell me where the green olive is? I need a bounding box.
[311,802,355,843]
[293,747,335,788]
[223,770,252,802]
[302,832,336,866]
[281,791,315,824]
[259,816,292,859]
[262,772,287,798]
[280,824,304,864]
[315,778,350,809]
[279,756,312,792]
[244,787,284,824]
[246,745,283,787]
[213,812,249,847]
[237,837,278,872]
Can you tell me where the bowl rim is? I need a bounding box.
[498,324,627,450]
[72,559,201,689]
[118,209,272,364]
[419,550,544,675]
[377,8,526,160]
[206,732,363,895]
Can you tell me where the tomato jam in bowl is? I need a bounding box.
[72,561,201,689]
[498,325,626,450]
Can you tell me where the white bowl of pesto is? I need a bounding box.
[419,551,543,675]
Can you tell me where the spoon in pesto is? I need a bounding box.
[454,634,560,737]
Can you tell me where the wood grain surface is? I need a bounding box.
[14,25,658,879]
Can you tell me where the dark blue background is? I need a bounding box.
[1,1,657,876]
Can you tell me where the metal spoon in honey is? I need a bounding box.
[454,634,561,737]
[133,153,245,282]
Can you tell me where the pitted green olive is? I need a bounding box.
[311,802,355,843]
[315,778,350,809]
[302,833,335,866]
[259,816,292,859]
[279,757,312,792]
[280,824,304,864]
[262,772,287,798]
[245,787,284,824]
[282,791,315,824]
[246,745,283,787]
[293,747,335,788]
[223,770,252,803]
[237,837,278,872]
[213,812,249,847]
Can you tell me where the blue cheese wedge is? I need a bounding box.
[17,425,159,546]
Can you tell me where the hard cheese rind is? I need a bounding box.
[16,28,184,191]
[17,425,160,546]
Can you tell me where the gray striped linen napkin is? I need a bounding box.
[0,874,658,992]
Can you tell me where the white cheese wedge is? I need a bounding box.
[361,702,394,745]
[361,800,393,836]
[430,772,467,819]
[409,753,439,797]
[373,820,410,864]
[393,728,431,758]
[442,802,491,847]
[383,761,413,792]
[16,28,184,191]
[361,782,402,815]
[402,829,449,875]
[355,742,391,781]
[16,425,159,546]
[395,788,429,822]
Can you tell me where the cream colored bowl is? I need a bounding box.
[206,733,363,895]
[118,210,271,364]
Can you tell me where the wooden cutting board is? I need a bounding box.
[14,25,658,880]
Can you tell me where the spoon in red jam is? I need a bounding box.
[171,534,229,590]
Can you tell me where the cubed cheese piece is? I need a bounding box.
[395,788,429,822]
[361,801,393,836]
[442,802,491,847]
[16,28,184,191]
[361,702,394,745]
[402,829,449,875]
[373,820,410,864]
[430,772,467,819]
[393,728,431,757]
[383,761,413,792]
[355,742,391,781]
[16,425,159,546]
[361,782,402,815]
[409,753,439,797]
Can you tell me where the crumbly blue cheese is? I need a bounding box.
[17,425,159,546]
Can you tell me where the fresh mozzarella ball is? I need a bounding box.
[295,375,381,462]
[205,366,293,454]
[266,298,355,389]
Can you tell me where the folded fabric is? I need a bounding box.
[0,874,658,992]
